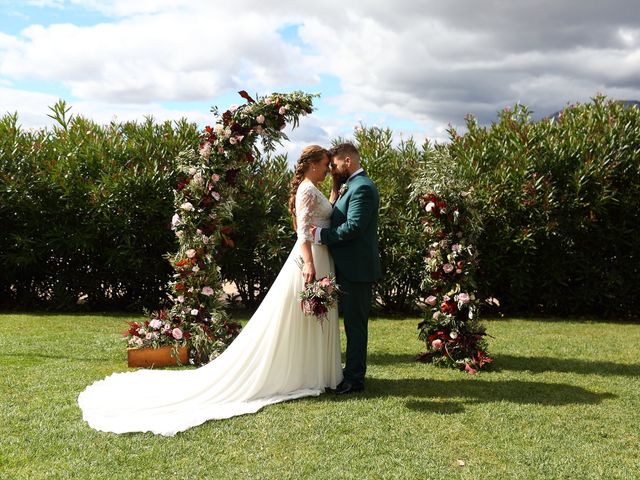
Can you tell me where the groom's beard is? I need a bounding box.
[332,170,350,186]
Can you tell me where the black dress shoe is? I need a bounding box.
[334,382,364,395]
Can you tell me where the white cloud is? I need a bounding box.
[1,0,639,146]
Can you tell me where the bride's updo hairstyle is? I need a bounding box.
[288,145,330,229]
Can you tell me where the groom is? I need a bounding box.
[311,143,381,395]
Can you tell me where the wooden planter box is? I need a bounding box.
[127,346,189,368]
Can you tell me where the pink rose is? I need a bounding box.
[177,295,185,303]
[201,286,214,296]
[279,106,286,115]
[256,114,265,124]
[458,293,470,304]
[149,319,162,329]
[211,174,220,183]
[426,295,437,306]
[451,243,461,252]
[172,328,183,340]
[432,339,443,350]
[211,192,221,201]
[186,249,197,259]
[319,277,332,287]
[443,263,454,273]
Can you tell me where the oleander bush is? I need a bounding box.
[448,96,640,317]
[0,101,198,311]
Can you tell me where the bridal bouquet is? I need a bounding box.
[299,275,340,324]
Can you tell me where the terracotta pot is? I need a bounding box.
[127,346,189,368]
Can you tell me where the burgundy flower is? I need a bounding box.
[225,168,240,186]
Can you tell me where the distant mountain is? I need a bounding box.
[548,100,640,120]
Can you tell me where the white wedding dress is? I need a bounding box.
[78,180,342,436]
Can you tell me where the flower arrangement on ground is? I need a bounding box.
[413,147,493,373]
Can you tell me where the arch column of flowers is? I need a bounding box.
[126,91,317,364]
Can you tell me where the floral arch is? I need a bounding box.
[126,91,317,364]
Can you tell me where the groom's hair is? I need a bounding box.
[330,143,360,161]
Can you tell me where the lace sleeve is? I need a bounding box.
[295,183,320,242]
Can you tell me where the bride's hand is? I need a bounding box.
[302,261,316,284]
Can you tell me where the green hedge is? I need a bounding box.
[0,101,199,310]
[448,97,640,317]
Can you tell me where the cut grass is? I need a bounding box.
[0,313,638,479]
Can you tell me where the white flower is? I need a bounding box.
[256,114,265,124]
[177,295,185,303]
[458,293,470,304]
[451,244,461,252]
[425,202,435,213]
[223,127,232,138]
[192,265,200,273]
[211,174,220,183]
[215,124,224,135]
[189,166,197,175]
[149,319,162,329]
[443,263,454,273]
[196,229,202,235]
[186,249,197,259]
[134,337,144,347]
[202,236,209,244]
[192,173,203,187]
[425,295,437,306]
[450,331,458,339]
[229,104,239,112]
[202,286,214,296]
[176,231,183,238]
[180,202,193,211]
[199,143,211,158]
[432,311,441,320]
[172,328,183,340]
[171,214,181,226]
[212,192,221,201]
[190,309,199,316]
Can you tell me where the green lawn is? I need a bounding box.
[0,313,638,479]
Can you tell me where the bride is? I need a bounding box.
[78,145,343,436]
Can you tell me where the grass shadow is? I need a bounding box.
[0,352,114,363]
[367,352,418,366]
[364,378,615,407]
[495,354,640,377]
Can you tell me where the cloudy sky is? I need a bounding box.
[1,0,639,158]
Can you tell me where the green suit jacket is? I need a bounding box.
[320,171,382,283]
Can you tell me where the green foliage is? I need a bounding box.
[448,97,640,317]
[217,154,295,309]
[0,101,198,311]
